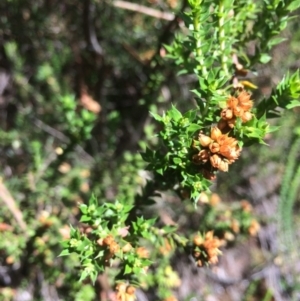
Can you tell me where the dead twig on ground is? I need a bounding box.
[0,179,27,233]
[113,1,174,21]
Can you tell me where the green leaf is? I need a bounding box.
[59,249,71,257]
[187,123,202,133]
[124,265,132,275]
[90,272,98,284]
[183,109,198,120]
[259,53,272,64]
[141,147,154,162]
[287,0,300,11]
[173,157,182,164]
[286,100,300,109]
[79,271,89,282]
[150,112,162,121]
[80,215,91,223]
[168,105,182,121]
[80,204,88,214]
[268,37,286,48]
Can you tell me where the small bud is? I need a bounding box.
[103,235,114,246]
[210,154,222,169]
[126,286,136,295]
[109,241,120,254]
[210,193,221,206]
[221,108,232,120]
[193,235,203,246]
[209,142,220,153]
[196,259,203,267]
[248,219,260,236]
[224,231,235,241]
[116,283,127,293]
[198,134,212,147]
[199,149,210,162]
[241,200,252,212]
[231,219,240,233]
[208,255,219,264]
[198,192,209,204]
[242,111,252,122]
[136,247,149,258]
[218,159,229,172]
[122,243,132,253]
[97,238,104,246]
[210,127,222,141]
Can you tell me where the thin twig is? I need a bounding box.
[33,118,95,163]
[113,1,174,21]
[0,179,27,233]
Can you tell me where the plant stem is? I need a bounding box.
[218,0,229,76]
[193,9,208,77]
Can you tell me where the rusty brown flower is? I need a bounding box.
[192,231,222,266]
[136,247,149,258]
[221,90,253,127]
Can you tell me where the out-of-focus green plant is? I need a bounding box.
[63,0,300,300]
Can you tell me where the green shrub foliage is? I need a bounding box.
[1,0,300,300]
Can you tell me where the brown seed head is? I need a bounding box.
[109,241,120,254]
[122,243,133,253]
[210,154,222,169]
[227,96,239,109]
[248,219,260,236]
[221,108,233,120]
[237,90,253,111]
[193,235,203,246]
[126,286,136,295]
[241,200,252,212]
[241,111,252,122]
[192,149,210,164]
[136,247,149,258]
[103,235,114,246]
[210,193,221,206]
[218,159,229,172]
[231,219,240,233]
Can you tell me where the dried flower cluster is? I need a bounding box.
[192,90,254,179]
[116,283,136,301]
[159,238,173,256]
[136,246,149,258]
[218,90,253,131]
[97,235,149,264]
[193,126,241,178]
[192,231,222,267]
[96,235,121,264]
[248,219,260,236]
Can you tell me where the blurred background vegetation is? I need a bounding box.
[0,0,300,300]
